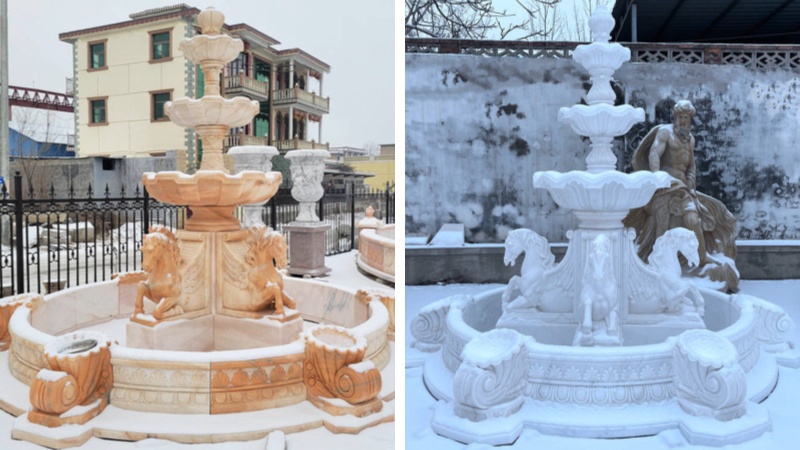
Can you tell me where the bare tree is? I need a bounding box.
[363,141,380,156]
[516,0,566,41]
[406,0,562,40]
[566,0,611,42]
[9,107,62,198]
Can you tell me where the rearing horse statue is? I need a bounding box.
[133,226,183,321]
[243,225,296,317]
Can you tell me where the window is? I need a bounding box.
[149,29,172,62]
[150,90,172,122]
[88,97,107,126]
[88,40,107,70]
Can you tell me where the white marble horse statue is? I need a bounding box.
[648,227,705,316]
[574,234,621,346]
[501,229,556,311]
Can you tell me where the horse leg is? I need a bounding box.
[281,289,296,310]
[134,283,147,316]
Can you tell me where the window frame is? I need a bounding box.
[88,96,108,126]
[149,28,173,63]
[150,89,173,122]
[87,39,108,71]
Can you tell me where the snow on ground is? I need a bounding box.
[406,280,800,450]
[0,251,393,449]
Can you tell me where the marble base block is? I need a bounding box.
[214,312,303,350]
[126,315,214,351]
[285,222,331,277]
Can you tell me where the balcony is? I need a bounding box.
[223,74,269,101]
[224,133,269,150]
[272,86,330,114]
[276,138,329,151]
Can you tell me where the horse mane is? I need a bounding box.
[508,229,554,268]
[246,225,287,269]
[649,228,694,268]
[145,225,181,284]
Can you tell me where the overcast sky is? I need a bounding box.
[6,0,395,148]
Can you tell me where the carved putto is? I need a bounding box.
[133,226,183,323]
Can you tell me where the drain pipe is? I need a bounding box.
[631,1,638,42]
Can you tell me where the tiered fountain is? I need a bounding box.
[0,7,394,448]
[411,5,797,447]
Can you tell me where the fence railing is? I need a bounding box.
[1,173,393,296]
[405,38,800,69]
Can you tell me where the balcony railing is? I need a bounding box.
[224,133,269,149]
[223,73,269,100]
[272,86,330,113]
[276,138,329,151]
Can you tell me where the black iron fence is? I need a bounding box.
[1,173,394,296]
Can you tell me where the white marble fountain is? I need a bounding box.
[0,7,394,448]
[411,5,798,447]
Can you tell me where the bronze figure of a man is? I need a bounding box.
[624,100,739,291]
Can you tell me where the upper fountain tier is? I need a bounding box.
[556,5,644,172]
[165,7,258,129]
[144,7,281,232]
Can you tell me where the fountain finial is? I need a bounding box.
[588,5,614,44]
[197,7,224,35]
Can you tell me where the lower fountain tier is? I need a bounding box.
[143,171,282,232]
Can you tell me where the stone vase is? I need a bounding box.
[228,145,280,228]
[286,149,330,222]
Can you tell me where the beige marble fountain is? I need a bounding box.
[0,8,393,448]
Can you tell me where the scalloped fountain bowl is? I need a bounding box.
[143,170,282,231]
[179,34,243,65]
[414,286,798,446]
[534,170,671,214]
[558,104,645,137]
[165,96,258,129]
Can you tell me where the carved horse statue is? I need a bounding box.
[133,226,183,321]
[574,234,620,346]
[502,229,556,311]
[243,225,296,316]
[648,227,705,316]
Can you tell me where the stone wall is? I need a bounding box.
[406,54,800,242]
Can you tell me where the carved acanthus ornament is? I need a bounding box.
[28,331,113,427]
[304,325,382,417]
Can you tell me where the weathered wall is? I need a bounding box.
[406,54,800,242]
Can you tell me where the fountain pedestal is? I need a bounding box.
[285,223,332,277]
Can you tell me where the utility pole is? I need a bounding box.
[0,0,9,187]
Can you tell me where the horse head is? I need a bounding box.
[504,229,530,267]
[141,226,178,274]
[653,228,699,270]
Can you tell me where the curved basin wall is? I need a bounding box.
[441,287,760,404]
[7,273,391,414]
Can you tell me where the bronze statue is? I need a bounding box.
[624,100,739,291]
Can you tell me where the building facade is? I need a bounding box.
[59,4,331,172]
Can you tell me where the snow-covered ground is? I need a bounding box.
[0,251,393,449]
[406,280,800,450]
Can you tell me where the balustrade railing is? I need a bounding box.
[405,38,800,69]
[223,73,269,98]
[272,87,330,111]
[224,133,269,149]
[275,138,329,151]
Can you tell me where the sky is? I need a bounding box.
[5,0,395,149]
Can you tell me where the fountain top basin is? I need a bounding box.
[534,170,672,212]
